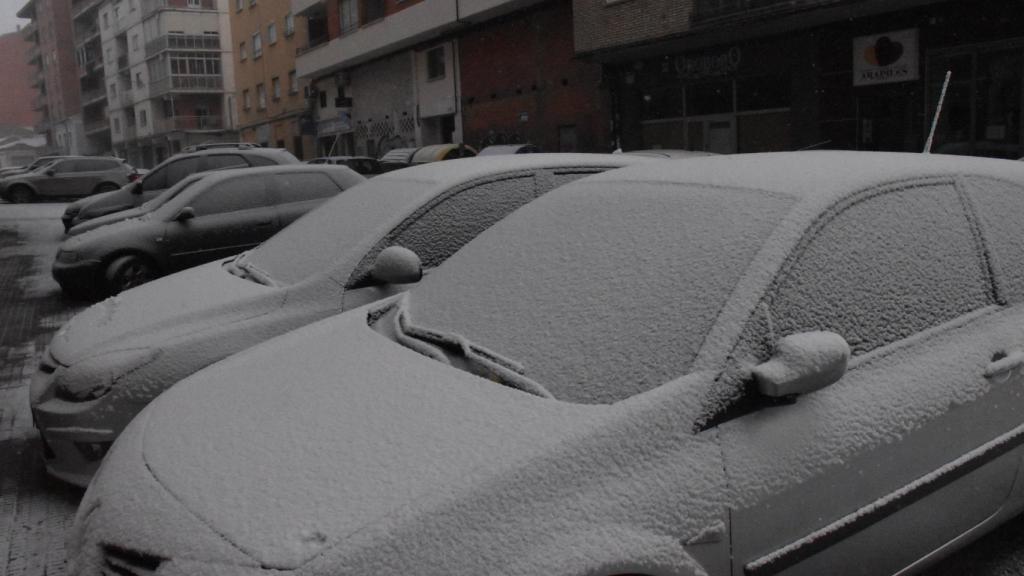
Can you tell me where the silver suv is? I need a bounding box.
[0,157,135,203]
[62,146,299,232]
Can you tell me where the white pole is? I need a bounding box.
[924,70,952,154]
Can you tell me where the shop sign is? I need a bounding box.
[317,109,352,136]
[675,46,742,80]
[853,29,920,86]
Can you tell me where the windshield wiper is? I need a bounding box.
[225,252,277,286]
[387,299,553,399]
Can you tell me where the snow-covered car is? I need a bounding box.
[69,151,1024,576]
[51,164,365,298]
[31,153,654,487]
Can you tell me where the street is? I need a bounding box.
[2,202,1024,575]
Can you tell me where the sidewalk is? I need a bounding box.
[0,204,85,576]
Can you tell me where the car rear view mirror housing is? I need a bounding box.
[371,246,422,285]
[753,331,850,398]
[174,207,195,222]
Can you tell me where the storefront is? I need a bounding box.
[610,0,1023,158]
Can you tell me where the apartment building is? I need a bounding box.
[101,0,237,167]
[230,0,313,158]
[293,0,559,157]
[0,31,42,129]
[19,0,84,153]
[574,0,1023,158]
[73,0,112,154]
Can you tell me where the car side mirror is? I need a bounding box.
[45,169,55,176]
[370,246,422,285]
[173,207,195,222]
[753,331,850,398]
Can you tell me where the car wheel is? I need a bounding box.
[94,182,120,194]
[8,185,35,203]
[105,255,158,294]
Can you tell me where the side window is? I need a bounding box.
[76,159,104,171]
[391,175,537,269]
[51,160,77,173]
[204,154,248,171]
[965,176,1024,304]
[747,183,991,358]
[247,155,278,167]
[163,157,201,188]
[189,175,269,216]
[273,171,341,203]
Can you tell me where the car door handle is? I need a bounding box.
[984,350,1024,379]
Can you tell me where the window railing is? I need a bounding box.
[84,119,109,134]
[155,115,223,132]
[149,74,224,96]
[146,33,220,57]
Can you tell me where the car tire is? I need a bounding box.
[94,183,120,195]
[105,254,158,295]
[8,185,36,203]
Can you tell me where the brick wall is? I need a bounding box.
[573,0,696,55]
[0,32,40,128]
[460,0,610,152]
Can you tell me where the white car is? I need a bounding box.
[30,153,654,486]
[71,151,1024,576]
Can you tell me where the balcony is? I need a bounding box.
[292,0,322,17]
[155,115,223,133]
[79,58,104,78]
[142,0,215,18]
[149,74,223,97]
[84,118,110,135]
[80,86,107,106]
[75,25,100,47]
[145,33,220,58]
[71,0,102,20]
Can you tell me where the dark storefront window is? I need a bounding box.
[686,80,733,115]
[737,74,791,111]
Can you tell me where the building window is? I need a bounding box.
[267,22,276,45]
[252,32,262,58]
[102,12,109,28]
[139,109,147,127]
[339,0,358,33]
[109,83,117,97]
[239,41,246,61]
[284,12,294,36]
[236,0,243,10]
[187,0,200,6]
[426,46,445,81]
[131,34,139,51]
[257,83,266,109]
[135,72,144,89]
[272,76,281,100]
[249,0,256,7]
[129,0,136,12]
[288,70,297,94]
[113,117,120,133]
[243,88,251,109]
[113,4,120,18]
[362,0,384,23]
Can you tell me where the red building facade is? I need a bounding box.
[0,31,41,128]
[459,0,609,153]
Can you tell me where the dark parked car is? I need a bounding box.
[0,156,134,203]
[307,155,384,176]
[52,164,364,297]
[62,146,299,232]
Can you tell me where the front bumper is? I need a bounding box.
[52,257,104,295]
[30,351,115,487]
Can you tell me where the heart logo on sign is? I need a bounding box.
[865,36,904,67]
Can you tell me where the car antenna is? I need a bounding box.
[923,70,952,154]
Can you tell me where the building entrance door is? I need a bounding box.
[687,114,736,153]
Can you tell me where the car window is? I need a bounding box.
[748,182,991,359]
[350,176,538,282]
[274,171,342,203]
[164,157,201,188]
[189,175,270,216]
[77,159,113,171]
[247,155,278,167]
[965,176,1024,304]
[51,160,77,173]
[205,154,249,170]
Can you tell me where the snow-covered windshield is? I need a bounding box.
[248,176,437,284]
[409,180,797,404]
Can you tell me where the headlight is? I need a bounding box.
[56,249,80,263]
[55,348,160,401]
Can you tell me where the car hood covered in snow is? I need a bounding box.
[135,307,615,569]
[67,206,146,235]
[49,259,280,366]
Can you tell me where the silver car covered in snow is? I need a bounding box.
[30,153,654,486]
[70,152,1024,576]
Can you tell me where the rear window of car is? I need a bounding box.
[275,172,342,203]
[248,155,280,167]
[205,154,249,170]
